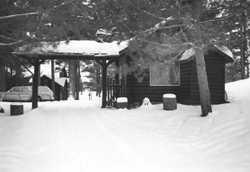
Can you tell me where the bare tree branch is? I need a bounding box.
[139,38,190,48]
[126,0,166,20]
[0,40,24,46]
[0,12,39,20]
[0,35,19,41]
[202,3,249,24]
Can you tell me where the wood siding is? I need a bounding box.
[130,75,179,104]
[116,51,227,106]
[180,54,226,105]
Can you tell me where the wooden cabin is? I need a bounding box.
[113,45,233,107]
[40,75,68,101]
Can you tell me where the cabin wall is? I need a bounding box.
[180,54,226,105]
[199,55,226,104]
[179,61,192,104]
[131,75,179,104]
[117,55,180,105]
[116,51,227,106]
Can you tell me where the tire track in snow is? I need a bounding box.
[87,107,163,172]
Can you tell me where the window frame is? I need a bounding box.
[149,61,180,86]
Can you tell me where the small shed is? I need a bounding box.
[40,75,68,101]
[114,44,233,106]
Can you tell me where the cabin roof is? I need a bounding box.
[180,44,234,63]
[41,75,68,87]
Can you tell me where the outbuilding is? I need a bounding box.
[112,44,234,107]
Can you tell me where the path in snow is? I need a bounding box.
[1,87,250,172]
[0,98,161,172]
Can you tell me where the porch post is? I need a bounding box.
[101,58,107,108]
[32,59,39,109]
[68,60,76,100]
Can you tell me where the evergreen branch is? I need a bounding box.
[136,23,188,37]
[139,38,190,48]
[0,35,18,41]
[0,40,23,46]
[126,0,166,20]
[51,0,75,11]
[202,4,249,24]
[0,12,39,20]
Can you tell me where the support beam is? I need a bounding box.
[51,59,55,99]
[32,59,39,109]
[75,60,80,100]
[68,60,76,100]
[101,58,107,108]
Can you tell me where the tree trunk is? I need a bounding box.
[240,10,247,79]
[0,65,6,91]
[194,47,212,116]
[193,0,212,116]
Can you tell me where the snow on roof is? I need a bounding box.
[213,45,233,58]
[179,45,234,63]
[180,47,195,61]
[17,40,128,56]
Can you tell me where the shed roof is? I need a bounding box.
[180,44,234,63]
[29,75,68,87]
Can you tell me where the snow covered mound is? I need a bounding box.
[226,78,250,101]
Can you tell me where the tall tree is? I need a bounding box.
[204,0,250,81]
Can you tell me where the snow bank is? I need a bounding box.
[0,80,250,172]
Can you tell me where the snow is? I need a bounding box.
[180,45,234,62]
[214,45,233,58]
[1,79,250,172]
[17,40,128,56]
[117,97,128,103]
[163,93,176,98]
[180,47,195,61]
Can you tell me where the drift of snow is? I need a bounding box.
[1,79,250,172]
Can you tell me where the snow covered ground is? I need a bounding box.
[0,79,250,172]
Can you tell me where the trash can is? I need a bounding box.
[10,103,23,115]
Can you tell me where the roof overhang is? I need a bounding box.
[12,40,128,61]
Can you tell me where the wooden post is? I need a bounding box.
[68,60,76,100]
[32,59,39,109]
[51,59,55,100]
[75,60,79,100]
[101,58,107,108]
